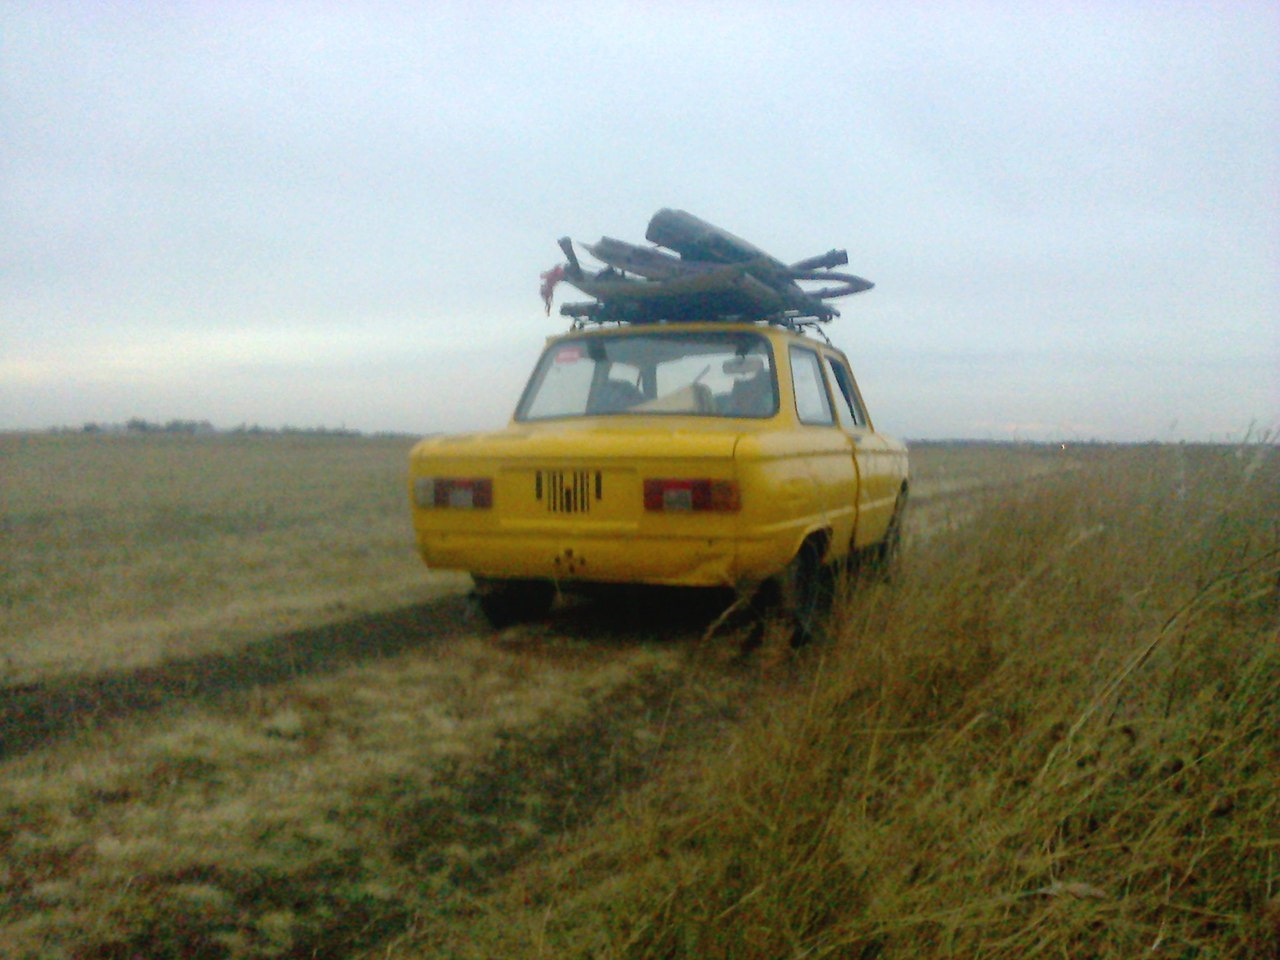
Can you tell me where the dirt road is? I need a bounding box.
[0,583,764,957]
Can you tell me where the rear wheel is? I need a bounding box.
[773,537,834,645]
[472,577,556,628]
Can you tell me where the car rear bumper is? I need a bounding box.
[416,528,793,589]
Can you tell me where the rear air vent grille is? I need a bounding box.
[536,469,602,514]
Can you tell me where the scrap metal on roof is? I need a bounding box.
[540,209,873,326]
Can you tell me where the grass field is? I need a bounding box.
[0,434,1275,959]
[0,432,464,685]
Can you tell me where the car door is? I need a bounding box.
[822,352,897,549]
[787,344,858,552]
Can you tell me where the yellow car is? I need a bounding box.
[409,320,908,628]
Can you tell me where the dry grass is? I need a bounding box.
[380,441,1279,959]
[906,439,1076,497]
[0,633,744,959]
[0,432,462,684]
[0,428,750,958]
[2,436,1275,959]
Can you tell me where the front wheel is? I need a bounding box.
[472,577,556,628]
[866,493,907,579]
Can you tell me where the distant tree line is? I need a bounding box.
[77,419,364,437]
[227,423,363,437]
[79,418,216,435]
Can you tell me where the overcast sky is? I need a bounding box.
[2,2,1277,441]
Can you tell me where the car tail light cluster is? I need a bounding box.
[643,478,740,513]
[414,476,493,509]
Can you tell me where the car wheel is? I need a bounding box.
[472,577,556,628]
[867,493,906,579]
[775,539,833,646]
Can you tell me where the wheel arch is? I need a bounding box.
[795,525,833,567]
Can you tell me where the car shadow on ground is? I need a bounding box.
[481,584,768,669]
[0,594,477,760]
[546,585,739,642]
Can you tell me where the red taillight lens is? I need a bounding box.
[643,479,740,512]
[414,477,493,509]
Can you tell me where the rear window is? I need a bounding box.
[516,331,778,420]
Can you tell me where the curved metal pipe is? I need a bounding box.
[787,269,875,299]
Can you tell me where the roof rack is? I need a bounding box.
[539,209,872,327]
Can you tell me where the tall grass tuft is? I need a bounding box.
[461,443,1279,959]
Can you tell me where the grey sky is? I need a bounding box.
[3,2,1276,440]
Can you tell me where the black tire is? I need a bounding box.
[867,493,906,580]
[472,577,556,628]
[774,538,834,646]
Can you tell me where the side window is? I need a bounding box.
[824,355,868,428]
[789,346,834,425]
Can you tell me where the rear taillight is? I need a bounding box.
[413,476,493,509]
[643,479,740,512]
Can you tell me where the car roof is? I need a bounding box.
[548,321,846,359]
